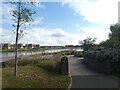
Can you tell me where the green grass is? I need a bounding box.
[0,69,2,89]
[2,59,70,89]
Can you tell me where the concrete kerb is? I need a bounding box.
[67,56,72,90]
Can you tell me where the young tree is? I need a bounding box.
[79,37,97,51]
[8,0,36,76]
[100,23,120,50]
[109,23,120,50]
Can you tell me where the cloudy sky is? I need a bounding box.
[1,0,119,46]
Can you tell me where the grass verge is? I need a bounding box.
[2,57,70,89]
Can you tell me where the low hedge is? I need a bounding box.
[83,49,119,74]
[74,51,83,57]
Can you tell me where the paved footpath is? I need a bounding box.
[67,55,119,89]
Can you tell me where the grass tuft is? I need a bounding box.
[2,53,71,89]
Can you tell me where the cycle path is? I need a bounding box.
[67,55,119,89]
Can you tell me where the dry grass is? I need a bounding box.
[2,53,63,72]
[2,53,70,88]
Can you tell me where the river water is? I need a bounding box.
[0,48,83,62]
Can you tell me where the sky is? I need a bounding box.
[0,0,119,46]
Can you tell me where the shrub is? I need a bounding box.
[83,48,119,74]
[74,51,83,57]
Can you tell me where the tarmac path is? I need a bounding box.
[67,55,119,89]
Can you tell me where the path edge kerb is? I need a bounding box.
[67,56,72,90]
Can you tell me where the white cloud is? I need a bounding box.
[63,0,119,24]
[74,22,110,43]
[25,17,44,26]
[0,2,2,25]
[1,1,116,45]
[1,28,15,43]
[32,17,44,25]
[1,27,80,45]
[62,0,119,44]
[51,28,68,37]
[35,2,45,8]
[1,1,44,25]
[77,27,110,44]
[23,27,80,45]
[0,28,2,34]
[1,23,110,45]
[1,2,17,25]
[0,28,2,43]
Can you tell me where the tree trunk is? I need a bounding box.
[14,1,21,76]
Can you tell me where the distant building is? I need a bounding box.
[1,43,66,50]
[33,44,40,49]
[18,44,23,49]
[10,44,23,49]
[10,44,15,49]
[0,44,3,49]
[25,44,34,49]
[25,44,28,48]
[2,43,11,49]
[65,45,74,48]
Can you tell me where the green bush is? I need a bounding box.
[84,49,118,62]
[74,51,83,57]
[83,48,119,74]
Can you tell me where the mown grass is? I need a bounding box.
[2,54,70,89]
[0,68,2,89]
